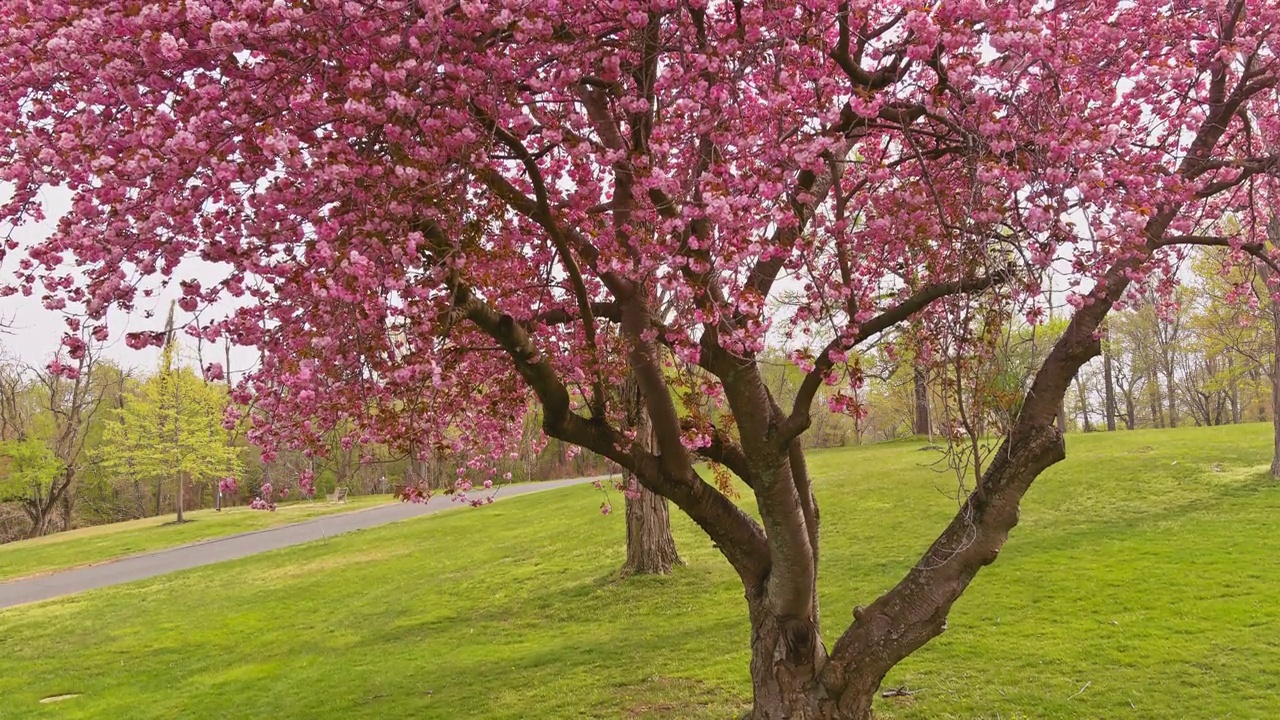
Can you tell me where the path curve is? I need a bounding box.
[0,475,603,611]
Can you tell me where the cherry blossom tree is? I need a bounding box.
[2,1,1278,717]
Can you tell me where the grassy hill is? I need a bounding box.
[2,423,1278,719]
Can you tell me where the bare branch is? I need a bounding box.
[779,269,1010,446]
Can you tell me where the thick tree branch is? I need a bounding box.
[1154,234,1280,275]
[531,301,622,327]
[456,283,769,581]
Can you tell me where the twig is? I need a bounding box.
[1067,680,1091,700]
[881,686,915,698]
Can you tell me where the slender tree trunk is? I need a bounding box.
[1250,368,1266,421]
[1267,217,1280,477]
[1228,353,1241,424]
[1165,367,1178,428]
[1055,399,1067,432]
[60,487,73,531]
[912,364,930,437]
[1102,338,1117,431]
[619,374,682,577]
[1149,370,1164,428]
[1254,220,1280,477]
[176,472,185,523]
[1270,304,1280,478]
[1075,378,1092,432]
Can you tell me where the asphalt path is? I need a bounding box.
[0,475,603,611]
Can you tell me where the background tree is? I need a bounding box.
[0,437,63,538]
[617,373,682,576]
[100,327,241,523]
[0,344,110,537]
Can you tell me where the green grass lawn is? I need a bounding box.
[2,423,1279,719]
[0,495,393,583]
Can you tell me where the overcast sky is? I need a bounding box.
[3,186,259,378]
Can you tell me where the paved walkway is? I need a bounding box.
[0,476,602,611]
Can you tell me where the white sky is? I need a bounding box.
[2,186,259,379]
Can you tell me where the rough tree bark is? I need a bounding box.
[619,374,683,577]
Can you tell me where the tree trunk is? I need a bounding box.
[1228,353,1241,424]
[1149,370,1164,428]
[912,363,930,438]
[1271,305,1280,478]
[1075,378,1092,432]
[1251,368,1267,422]
[24,503,51,539]
[1102,337,1117,431]
[1055,399,1067,432]
[621,484,682,576]
[60,487,73,531]
[743,597,869,720]
[1267,216,1280,478]
[1253,219,1280,476]
[1165,368,1178,428]
[620,373,682,577]
[175,472,185,523]
[26,515,49,539]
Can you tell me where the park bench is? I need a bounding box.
[329,487,348,504]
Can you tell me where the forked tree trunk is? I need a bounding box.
[24,505,51,539]
[620,374,682,577]
[22,477,71,539]
[744,595,847,720]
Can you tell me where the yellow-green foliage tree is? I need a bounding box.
[100,336,241,523]
[0,437,63,537]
